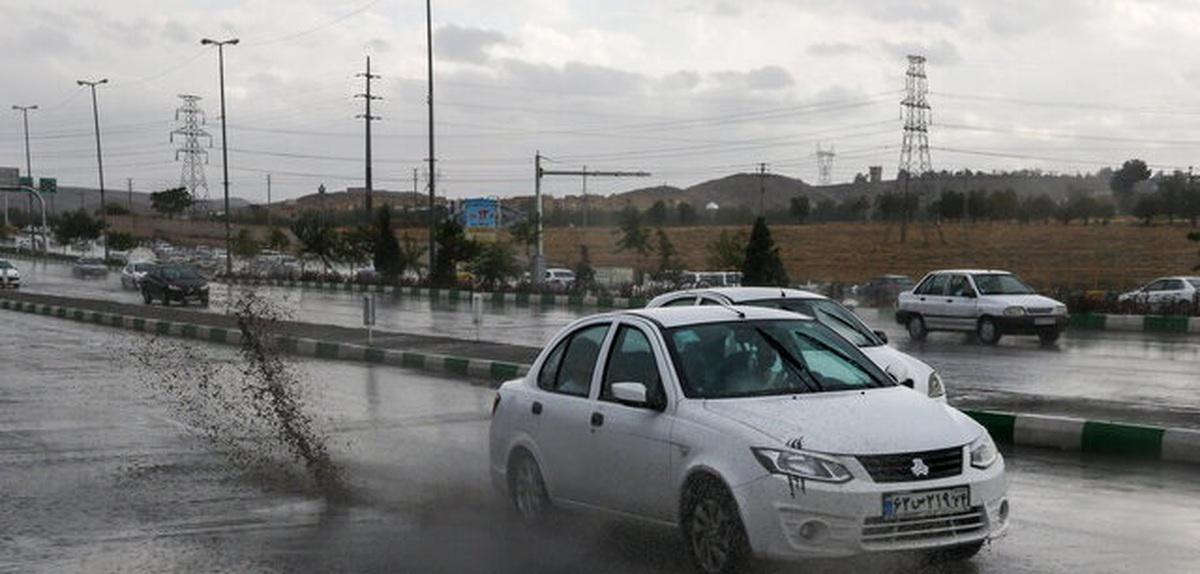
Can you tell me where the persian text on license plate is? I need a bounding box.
[882,486,971,519]
[1034,317,1056,325]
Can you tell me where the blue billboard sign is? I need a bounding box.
[462,197,499,229]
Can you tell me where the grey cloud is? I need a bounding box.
[495,59,648,96]
[712,65,795,91]
[880,39,961,66]
[807,41,863,56]
[658,70,702,92]
[435,24,510,64]
[365,37,392,53]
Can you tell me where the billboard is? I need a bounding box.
[462,197,499,229]
[0,167,18,189]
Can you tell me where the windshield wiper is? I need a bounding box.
[754,327,824,393]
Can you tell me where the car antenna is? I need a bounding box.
[715,299,745,319]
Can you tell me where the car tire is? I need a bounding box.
[1176,300,1194,317]
[906,315,928,341]
[142,289,152,305]
[681,477,751,574]
[1038,329,1061,345]
[508,450,550,523]
[161,292,171,306]
[977,318,1002,345]
[925,540,985,563]
[200,296,209,308]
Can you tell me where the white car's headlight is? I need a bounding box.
[927,371,945,398]
[1053,305,1068,315]
[751,448,853,483]
[969,434,999,469]
[1003,306,1026,317]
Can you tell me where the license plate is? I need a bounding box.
[1034,317,1055,326]
[882,486,970,519]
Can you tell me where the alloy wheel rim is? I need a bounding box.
[514,461,542,518]
[909,318,923,337]
[981,321,995,341]
[690,498,732,573]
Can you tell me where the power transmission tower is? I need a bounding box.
[816,143,835,186]
[898,55,932,243]
[355,55,381,219]
[756,162,769,216]
[170,94,212,211]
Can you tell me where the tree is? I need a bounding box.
[706,229,747,270]
[614,206,652,267]
[966,189,989,222]
[232,228,262,258]
[468,240,520,290]
[646,200,668,226]
[573,244,596,292]
[398,233,425,278]
[1133,193,1159,225]
[1156,171,1189,224]
[509,213,539,257]
[987,189,1019,221]
[53,209,103,245]
[655,228,681,280]
[1019,194,1056,224]
[290,211,341,272]
[103,203,130,216]
[677,202,698,226]
[150,186,193,219]
[741,217,789,287]
[1110,159,1151,212]
[106,231,138,252]
[938,189,965,221]
[1190,231,1200,270]
[373,206,402,280]
[431,219,478,287]
[266,227,290,252]
[789,195,810,224]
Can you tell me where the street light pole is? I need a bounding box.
[9,105,37,228]
[425,0,437,278]
[76,80,108,260]
[201,37,239,276]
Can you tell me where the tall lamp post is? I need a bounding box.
[76,79,108,260]
[201,37,239,276]
[9,104,37,229]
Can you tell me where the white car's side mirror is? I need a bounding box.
[611,382,649,405]
[885,363,912,387]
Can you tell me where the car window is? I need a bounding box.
[972,273,1035,295]
[1161,279,1184,291]
[699,298,724,306]
[1188,279,1200,289]
[537,339,568,391]
[660,297,696,307]
[539,323,610,397]
[747,298,883,347]
[947,275,974,297]
[0,260,12,269]
[1144,280,1166,292]
[601,325,665,406]
[919,274,950,296]
[666,319,890,399]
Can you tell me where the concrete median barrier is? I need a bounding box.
[964,410,1199,465]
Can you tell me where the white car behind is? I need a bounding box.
[489,306,1007,573]
[1118,276,1200,315]
[647,287,945,400]
[0,259,20,288]
[897,270,1068,345]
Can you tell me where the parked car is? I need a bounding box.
[678,271,743,289]
[545,268,576,289]
[647,287,945,400]
[489,306,1008,573]
[1117,276,1200,315]
[140,264,210,307]
[856,275,916,307]
[0,259,20,289]
[71,257,109,279]
[120,261,158,290]
[897,269,1068,345]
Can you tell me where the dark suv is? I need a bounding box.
[141,264,210,307]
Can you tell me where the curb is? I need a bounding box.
[1069,312,1200,334]
[4,296,1196,466]
[0,298,528,383]
[962,410,1200,466]
[217,277,647,311]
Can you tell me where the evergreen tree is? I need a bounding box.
[741,217,789,287]
[373,206,402,280]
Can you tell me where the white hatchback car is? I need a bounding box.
[0,258,20,289]
[120,260,158,290]
[1118,276,1200,315]
[647,288,945,400]
[897,270,1069,345]
[489,306,1008,573]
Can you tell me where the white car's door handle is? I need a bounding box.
[531,401,543,415]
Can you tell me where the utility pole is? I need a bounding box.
[816,143,835,186]
[77,79,109,260]
[170,94,212,212]
[356,55,381,220]
[412,168,419,212]
[266,174,272,228]
[899,54,932,244]
[756,162,769,217]
[534,153,650,283]
[425,0,437,275]
[12,105,37,226]
[581,165,589,228]
[126,178,133,212]
[201,37,239,276]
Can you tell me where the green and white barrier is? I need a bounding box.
[1069,312,1200,334]
[963,410,1200,465]
[218,277,647,310]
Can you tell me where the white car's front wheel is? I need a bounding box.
[906,315,928,341]
[682,478,750,574]
[509,451,550,522]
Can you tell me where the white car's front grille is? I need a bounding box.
[1025,307,1053,315]
[861,507,986,546]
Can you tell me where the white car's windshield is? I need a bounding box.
[0,260,12,270]
[665,320,892,399]
[972,273,1035,295]
[744,298,884,347]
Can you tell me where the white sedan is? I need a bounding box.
[120,261,158,290]
[647,287,945,401]
[0,258,20,288]
[1118,276,1200,315]
[489,306,1008,573]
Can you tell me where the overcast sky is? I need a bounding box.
[3,0,1200,204]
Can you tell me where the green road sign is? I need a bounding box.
[38,178,56,194]
[18,176,33,188]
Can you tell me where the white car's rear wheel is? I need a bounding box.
[509,451,549,522]
[906,315,928,341]
[682,479,750,574]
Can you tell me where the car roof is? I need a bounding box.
[926,269,1011,275]
[654,287,827,304]
[621,305,811,328]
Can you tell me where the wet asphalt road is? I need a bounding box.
[15,258,1200,425]
[2,310,1198,573]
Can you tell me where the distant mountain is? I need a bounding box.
[532,172,820,213]
[5,185,250,217]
